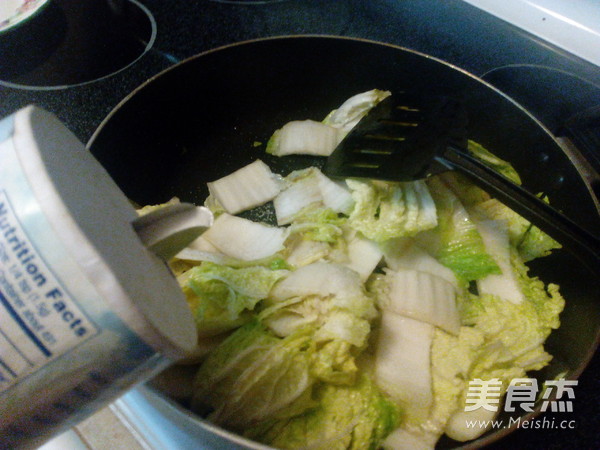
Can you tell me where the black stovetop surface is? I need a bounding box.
[1,1,598,448]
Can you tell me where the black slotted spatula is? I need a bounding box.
[323,94,600,273]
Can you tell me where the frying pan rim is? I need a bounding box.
[88,34,600,214]
[87,34,600,449]
[89,35,563,159]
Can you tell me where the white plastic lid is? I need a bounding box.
[9,106,211,358]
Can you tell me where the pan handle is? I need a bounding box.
[441,146,600,275]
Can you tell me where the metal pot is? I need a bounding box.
[88,36,600,449]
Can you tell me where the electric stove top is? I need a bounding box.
[1,1,598,448]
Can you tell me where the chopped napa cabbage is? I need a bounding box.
[316,172,354,215]
[192,314,377,431]
[201,213,289,261]
[382,426,439,450]
[263,262,376,384]
[427,177,500,282]
[203,192,226,217]
[274,171,323,225]
[263,263,376,344]
[260,296,321,337]
[288,206,347,244]
[345,232,383,281]
[382,326,484,448]
[207,159,283,214]
[284,237,331,268]
[512,252,565,331]
[435,140,560,263]
[186,235,220,253]
[467,140,522,185]
[430,326,485,437]
[311,340,360,385]
[266,120,342,157]
[437,172,491,208]
[280,205,350,268]
[182,262,288,336]
[462,251,565,334]
[324,89,392,134]
[473,197,561,262]
[373,268,460,335]
[274,168,353,225]
[193,321,315,429]
[460,294,558,372]
[177,244,291,270]
[475,220,525,304]
[269,262,376,320]
[267,88,391,158]
[135,196,180,216]
[422,271,563,442]
[245,374,399,450]
[187,262,288,305]
[402,288,562,444]
[380,249,564,444]
[181,282,249,338]
[444,407,499,442]
[286,230,385,274]
[380,238,458,288]
[154,95,568,450]
[346,179,437,242]
[374,313,435,423]
[313,309,371,347]
[260,295,367,384]
[176,235,230,265]
[168,258,194,278]
[176,247,230,265]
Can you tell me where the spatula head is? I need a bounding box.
[323,94,469,182]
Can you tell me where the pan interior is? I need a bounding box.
[89,36,600,449]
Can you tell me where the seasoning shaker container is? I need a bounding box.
[0,106,212,449]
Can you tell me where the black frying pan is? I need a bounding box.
[88,36,600,449]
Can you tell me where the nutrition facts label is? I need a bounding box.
[0,190,98,393]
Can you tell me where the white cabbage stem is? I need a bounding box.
[202,213,288,261]
[207,159,283,215]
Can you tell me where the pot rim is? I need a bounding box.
[88,35,600,449]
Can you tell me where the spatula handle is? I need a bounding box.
[441,145,600,274]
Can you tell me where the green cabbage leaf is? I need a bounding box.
[347,179,437,242]
[399,252,565,444]
[192,321,315,429]
[245,374,400,450]
[425,178,500,283]
[183,262,288,336]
